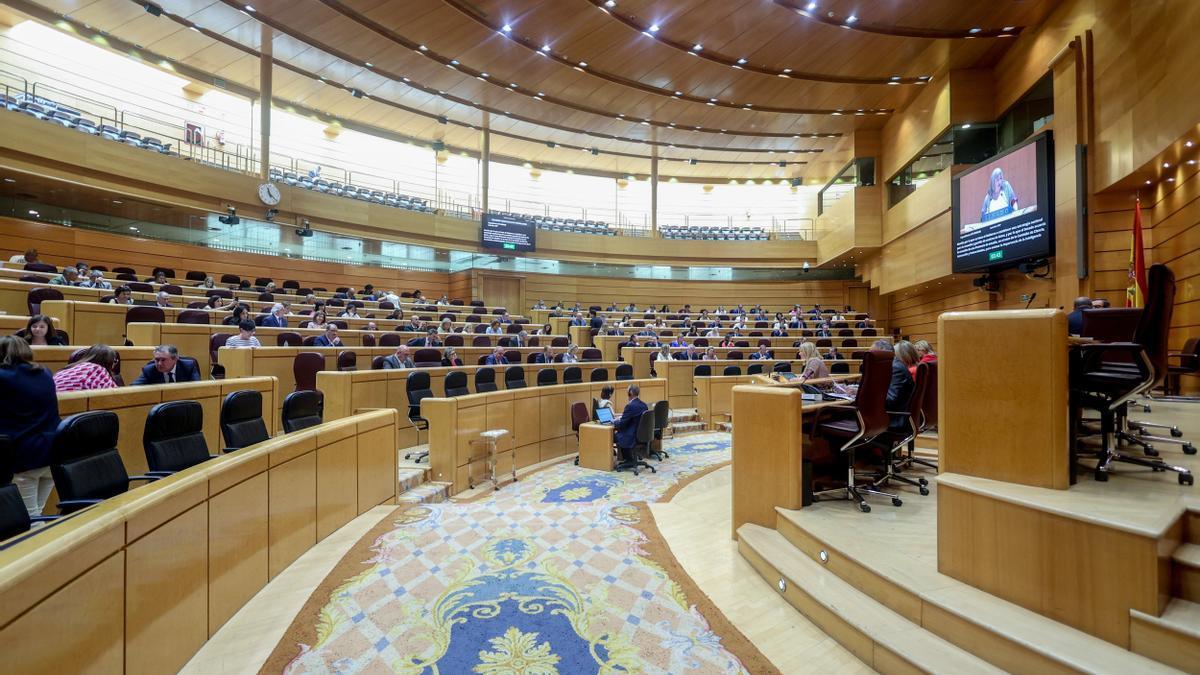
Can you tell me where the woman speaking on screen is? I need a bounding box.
[980,167,1019,222]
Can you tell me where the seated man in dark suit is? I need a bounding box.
[613,383,649,463]
[484,346,509,366]
[313,325,343,347]
[749,345,774,360]
[530,346,553,364]
[133,344,201,385]
[408,328,441,348]
[1067,296,1091,336]
[382,345,415,369]
[261,302,289,328]
[672,345,700,360]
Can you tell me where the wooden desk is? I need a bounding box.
[730,384,846,537]
[578,422,616,470]
[938,309,1070,489]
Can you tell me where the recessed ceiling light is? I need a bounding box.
[806,2,817,9]
[480,72,489,77]
[1145,179,1153,185]
[364,62,373,68]
[692,44,703,51]
[501,24,512,32]
[1167,177,1175,182]
[845,15,857,24]
[450,59,459,65]
[578,61,588,67]
[1003,26,1016,31]
[243,4,255,12]
[673,90,682,95]
[1188,159,1197,165]
[2,178,13,183]
[419,44,428,51]
[969,27,982,34]
[28,210,38,216]
[649,24,660,32]
[540,44,550,52]
[1186,140,1195,147]
[509,82,518,87]
[1163,162,1171,168]
[961,123,972,129]
[605,0,616,7]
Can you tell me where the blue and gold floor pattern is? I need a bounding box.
[277,433,756,674]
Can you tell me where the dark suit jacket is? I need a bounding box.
[313,335,342,347]
[442,358,463,367]
[672,352,700,360]
[750,351,774,360]
[484,355,509,365]
[530,353,552,364]
[886,358,915,428]
[261,314,288,328]
[133,358,201,385]
[614,397,648,449]
[1067,309,1083,336]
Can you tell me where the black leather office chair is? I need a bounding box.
[810,350,898,512]
[747,363,764,375]
[563,366,582,384]
[615,410,657,476]
[404,371,433,462]
[589,368,609,382]
[50,412,159,514]
[0,436,58,539]
[444,370,470,396]
[773,362,792,373]
[693,364,711,378]
[871,362,932,496]
[615,364,633,380]
[504,366,527,389]
[221,390,270,452]
[537,368,558,386]
[722,365,741,376]
[281,390,323,433]
[650,400,670,461]
[1071,265,1194,484]
[143,400,218,474]
[475,367,498,393]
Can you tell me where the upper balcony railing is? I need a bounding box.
[0,66,814,241]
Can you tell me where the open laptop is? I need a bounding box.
[595,407,615,424]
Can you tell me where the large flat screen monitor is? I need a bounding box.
[481,213,536,252]
[951,131,1054,273]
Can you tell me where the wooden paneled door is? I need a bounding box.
[479,274,525,314]
[848,285,869,313]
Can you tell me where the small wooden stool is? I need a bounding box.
[469,429,514,490]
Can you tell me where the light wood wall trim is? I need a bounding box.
[0,409,398,674]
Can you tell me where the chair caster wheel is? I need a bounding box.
[1184,444,1197,455]
[892,498,903,507]
[1171,428,1183,438]
[1180,473,1194,486]
[1095,470,1109,482]
[1145,446,1158,456]
[918,477,929,486]
[859,503,871,513]
[649,467,657,473]
[919,487,929,496]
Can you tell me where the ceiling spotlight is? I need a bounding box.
[1186,140,1194,147]
[673,90,682,95]
[501,24,512,32]
[243,4,255,12]
[2,177,14,183]
[961,123,972,129]
[1145,179,1153,185]
[540,44,550,52]
[969,27,982,34]
[605,0,616,6]
[450,59,459,65]
[480,72,489,77]
[509,82,518,87]
[806,1,817,9]
[364,62,373,68]
[1003,26,1016,31]
[692,44,703,51]
[736,57,747,64]
[419,44,428,51]
[1163,162,1171,168]
[649,24,660,32]
[845,15,857,24]
[709,97,718,102]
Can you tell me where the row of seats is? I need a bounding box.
[267,167,433,213]
[2,93,173,154]
[659,225,769,241]
[489,211,615,236]
[0,389,324,540]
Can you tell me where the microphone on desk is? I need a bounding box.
[1024,292,1037,310]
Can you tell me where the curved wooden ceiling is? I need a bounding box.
[16,0,1052,179]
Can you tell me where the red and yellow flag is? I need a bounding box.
[1126,199,1147,308]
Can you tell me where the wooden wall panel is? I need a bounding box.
[880,75,951,182]
[0,217,449,297]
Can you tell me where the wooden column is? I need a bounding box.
[650,152,659,236]
[480,113,491,214]
[258,25,272,181]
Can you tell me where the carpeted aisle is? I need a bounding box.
[263,432,777,674]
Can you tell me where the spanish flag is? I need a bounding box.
[1126,199,1147,308]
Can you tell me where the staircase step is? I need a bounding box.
[397,467,427,494]
[737,524,1004,674]
[717,421,733,433]
[1187,510,1200,545]
[668,421,706,436]
[1175,544,1200,603]
[397,481,451,505]
[773,508,1179,674]
[1130,598,1200,672]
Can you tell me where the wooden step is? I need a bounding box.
[772,508,1179,674]
[737,524,1004,674]
[1130,599,1200,673]
[1175,543,1200,603]
[668,421,706,436]
[397,481,451,505]
[1187,510,1200,545]
[397,467,427,494]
